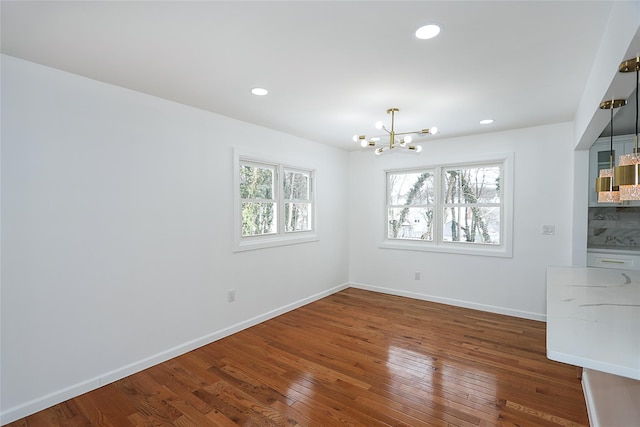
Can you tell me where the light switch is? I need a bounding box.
[542,225,555,235]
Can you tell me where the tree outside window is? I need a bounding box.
[386,162,503,247]
[240,162,276,237]
[387,171,435,240]
[239,160,314,242]
[442,166,501,245]
[283,169,312,233]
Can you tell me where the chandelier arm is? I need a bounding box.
[393,130,423,136]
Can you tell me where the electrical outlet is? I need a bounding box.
[227,289,236,302]
[414,272,421,280]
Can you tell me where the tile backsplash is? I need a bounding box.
[588,207,640,247]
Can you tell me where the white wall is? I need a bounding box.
[0,55,350,423]
[349,123,576,320]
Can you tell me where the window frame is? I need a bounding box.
[234,152,317,252]
[386,168,436,242]
[282,167,313,234]
[440,162,503,246]
[380,153,514,258]
[239,160,278,238]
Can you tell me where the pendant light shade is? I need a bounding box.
[595,99,626,203]
[614,56,640,200]
[596,168,620,202]
[617,152,640,199]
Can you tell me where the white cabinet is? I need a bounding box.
[589,134,638,207]
[582,369,640,427]
[587,251,640,270]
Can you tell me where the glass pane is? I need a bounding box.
[241,202,276,236]
[443,167,501,204]
[442,206,500,244]
[240,164,274,199]
[597,149,614,165]
[597,150,615,173]
[284,202,311,232]
[388,171,434,206]
[387,207,434,240]
[283,170,309,200]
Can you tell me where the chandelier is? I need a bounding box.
[353,108,438,155]
[595,98,626,203]
[614,56,640,200]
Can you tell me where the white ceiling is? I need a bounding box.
[1,1,630,150]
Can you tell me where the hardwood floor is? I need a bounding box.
[7,288,589,426]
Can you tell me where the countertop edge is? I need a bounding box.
[546,349,640,381]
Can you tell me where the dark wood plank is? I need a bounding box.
[6,288,589,426]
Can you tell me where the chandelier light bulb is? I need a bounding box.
[353,134,359,142]
[430,127,438,135]
[375,121,384,130]
[404,135,412,144]
[416,145,423,153]
[375,148,384,155]
[360,139,369,148]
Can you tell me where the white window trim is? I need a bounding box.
[380,152,514,258]
[233,149,318,252]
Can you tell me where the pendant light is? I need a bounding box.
[595,99,626,203]
[614,56,640,200]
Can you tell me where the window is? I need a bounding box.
[240,161,277,237]
[387,170,435,240]
[384,155,512,257]
[442,165,501,245]
[235,156,316,251]
[283,168,312,233]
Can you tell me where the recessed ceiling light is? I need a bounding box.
[480,119,495,125]
[415,24,441,40]
[251,87,268,96]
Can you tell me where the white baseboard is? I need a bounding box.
[349,282,546,322]
[0,282,350,425]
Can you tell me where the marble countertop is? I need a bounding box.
[587,245,640,255]
[546,266,640,380]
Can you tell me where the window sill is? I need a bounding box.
[379,239,512,258]
[234,233,319,252]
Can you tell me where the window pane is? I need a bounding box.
[242,202,276,236]
[388,171,434,206]
[443,167,501,204]
[283,170,310,200]
[240,164,274,199]
[442,206,500,244]
[284,202,311,232]
[388,207,434,240]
